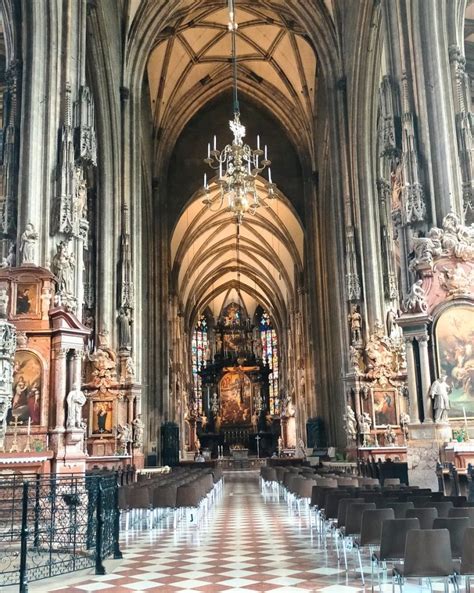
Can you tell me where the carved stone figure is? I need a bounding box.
[0,243,16,268]
[402,279,428,314]
[118,308,132,350]
[430,375,451,423]
[116,423,132,455]
[40,287,52,319]
[132,415,144,449]
[66,384,86,429]
[0,288,8,319]
[348,305,362,346]
[411,228,442,266]
[20,223,38,265]
[343,405,357,441]
[52,241,75,296]
[0,321,16,451]
[400,412,410,442]
[384,424,396,446]
[358,412,372,447]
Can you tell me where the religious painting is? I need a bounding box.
[9,350,42,426]
[372,388,397,427]
[435,305,474,418]
[219,371,251,426]
[15,283,38,316]
[90,400,114,436]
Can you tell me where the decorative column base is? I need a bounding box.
[406,423,452,491]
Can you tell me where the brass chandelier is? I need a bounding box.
[202,0,276,224]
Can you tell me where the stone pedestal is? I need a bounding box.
[53,428,87,474]
[406,423,452,491]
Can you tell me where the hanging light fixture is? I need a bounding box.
[202,0,276,224]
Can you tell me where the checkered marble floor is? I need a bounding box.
[27,472,457,593]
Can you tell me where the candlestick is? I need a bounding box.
[213,135,217,151]
[27,418,31,437]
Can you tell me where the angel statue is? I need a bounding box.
[400,412,410,443]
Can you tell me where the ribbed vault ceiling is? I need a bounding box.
[171,180,304,332]
[146,1,317,159]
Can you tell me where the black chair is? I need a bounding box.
[353,508,394,585]
[449,507,474,526]
[406,507,438,529]
[392,529,454,592]
[372,517,420,592]
[433,517,470,559]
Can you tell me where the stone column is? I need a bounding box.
[70,349,83,388]
[381,0,463,225]
[404,337,420,423]
[417,335,433,423]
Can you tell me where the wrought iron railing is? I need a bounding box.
[0,473,122,593]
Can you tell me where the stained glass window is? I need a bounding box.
[191,315,208,415]
[259,310,279,415]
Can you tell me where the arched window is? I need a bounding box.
[259,310,279,415]
[191,315,208,415]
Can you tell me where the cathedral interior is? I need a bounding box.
[0,0,473,590]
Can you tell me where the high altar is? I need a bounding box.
[189,302,281,457]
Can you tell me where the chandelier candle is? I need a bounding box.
[201,0,277,223]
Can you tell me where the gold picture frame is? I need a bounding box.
[371,387,398,427]
[89,400,114,437]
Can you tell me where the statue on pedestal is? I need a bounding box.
[348,305,362,346]
[52,240,75,297]
[132,415,144,449]
[116,423,132,455]
[118,308,132,350]
[384,424,396,446]
[400,412,410,442]
[430,375,451,423]
[343,405,357,441]
[66,384,86,429]
[358,412,372,447]
[20,223,38,265]
[0,288,8,319]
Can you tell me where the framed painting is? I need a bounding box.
[90,400,114,436]
[219,371,252,426]
[14,282,39,317]
[372,387,398,427]
[435,305,474,418]
[9,350,42,426]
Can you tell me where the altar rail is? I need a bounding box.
[0,474,122,592]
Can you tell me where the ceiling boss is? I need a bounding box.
[202,0,276,224]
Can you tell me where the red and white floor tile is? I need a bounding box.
[26,473,453,593]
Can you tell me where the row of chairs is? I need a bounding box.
[262,464,474,591]
[118,466,223,529]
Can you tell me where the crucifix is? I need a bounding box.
[255,434,261,458]
[9,415,22,453]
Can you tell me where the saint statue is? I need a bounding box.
[358,412,372,447]
[430,375,451,423]
[343,405,357,441]
[348,305,362,345]
[132,415,144,449]
[118,308,132,350]
[66,384,86,429]
[20,223,38,265]
[52,241,75,296]
[0,288,8,319]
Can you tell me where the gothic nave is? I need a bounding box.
[0,0,473,590]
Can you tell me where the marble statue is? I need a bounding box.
[400,412,410,442]
[0,243,16,268]
[117,423,132,455]
[430,375,451,423]
[295,438,306,458]
[132,415,144,449]
[0,288,8,319]
[358,412,372,447]
[118,308,132,350]
[52,241,75,296]
[402,279,428,314]
[343,405,357,441]
[66,384,86,429]
[0,321,16,451]
[384,424,396,446]
[20,223,38,264]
